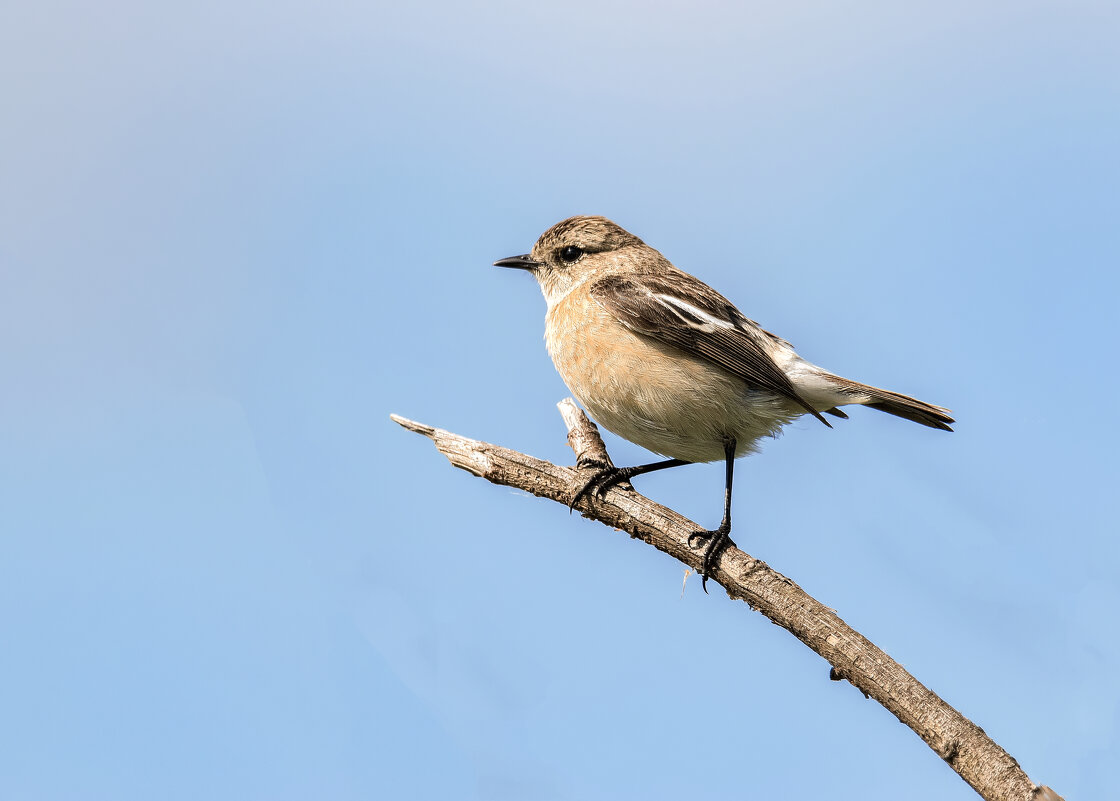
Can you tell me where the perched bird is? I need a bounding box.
[496,216,952,590]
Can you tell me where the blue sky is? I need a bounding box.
[1,1,1117,798]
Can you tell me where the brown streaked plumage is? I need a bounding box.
[590,272,830,426]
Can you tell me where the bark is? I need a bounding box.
[391,400,1062,801]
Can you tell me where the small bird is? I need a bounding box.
[496,216,952,590]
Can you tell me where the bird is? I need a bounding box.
[495,216,953,590]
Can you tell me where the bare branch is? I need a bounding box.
[390,403,1062,801]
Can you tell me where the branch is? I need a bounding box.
[391,401,1062,801]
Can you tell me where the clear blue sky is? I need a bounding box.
[1,1,1117,798]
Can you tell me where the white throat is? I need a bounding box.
[540,269,597,310]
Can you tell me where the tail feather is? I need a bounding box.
[826,376,954,431]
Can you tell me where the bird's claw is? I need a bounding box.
[568,463,632,512]
[688,526,734,594]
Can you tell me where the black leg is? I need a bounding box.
[569,458,691,512]
[687,438,737,593]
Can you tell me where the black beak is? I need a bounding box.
[494,254,542,271]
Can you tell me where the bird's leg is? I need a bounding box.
[568,458,691,512]
[688,438,737,594]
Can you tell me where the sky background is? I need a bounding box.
[1,1,1117,798]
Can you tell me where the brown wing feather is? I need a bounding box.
[591,272,830,427]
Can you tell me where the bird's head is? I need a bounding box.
[495,216,654,306]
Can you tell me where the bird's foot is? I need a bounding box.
[568,462,637,512]
[688,525,734,594]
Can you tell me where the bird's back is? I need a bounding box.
[545,280,804,462]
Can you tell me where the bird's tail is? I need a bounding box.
[823,375,955,431]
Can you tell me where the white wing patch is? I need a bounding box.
[652,293,736,332]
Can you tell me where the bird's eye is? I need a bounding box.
[559,246,584,263]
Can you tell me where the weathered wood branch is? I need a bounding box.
[391,400,1061,801]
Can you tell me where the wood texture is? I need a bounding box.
[391,401,1061,801]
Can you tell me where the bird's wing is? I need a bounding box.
[590,272,829,426]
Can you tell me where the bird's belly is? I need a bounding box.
[546,303,800,463]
